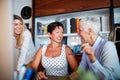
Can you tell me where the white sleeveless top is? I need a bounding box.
[41,44,68,76]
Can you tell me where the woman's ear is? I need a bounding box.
[47,32,51,38]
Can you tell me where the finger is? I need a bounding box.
[41,73,47,79]
[38,72,47,79]
[81,43,89,48]
[81,43,90,53]
[36,73,41,80]
[40,73,44,78]
[37,72,44,79]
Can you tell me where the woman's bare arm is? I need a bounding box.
[66,46,78,72]
[30,46,43,71]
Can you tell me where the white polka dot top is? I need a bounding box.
[41,44,68,76]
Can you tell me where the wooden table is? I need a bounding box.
[41,75,70,80]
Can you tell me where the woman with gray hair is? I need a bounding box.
[70,17,120,80]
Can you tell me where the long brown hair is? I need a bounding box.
[14,15,26,47]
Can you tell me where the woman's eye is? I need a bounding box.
[56,31,59,33]
[14,24,17,26]
[20,23,23,25]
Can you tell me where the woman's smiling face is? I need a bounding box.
[14,19,23,35]
[49,26,64,43]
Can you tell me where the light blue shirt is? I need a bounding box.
[80,36,120,80]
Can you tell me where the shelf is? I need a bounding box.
[36,33,78,38]
[35,8,111,39]
[36,31,110,38]
[36,35,48,38]
[34,7,116,50]
[64,33,78,36]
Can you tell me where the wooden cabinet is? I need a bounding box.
[34,0,110,17]
[114,0,120,7]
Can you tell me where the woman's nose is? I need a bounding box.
[18,24,22,28]
[59,33,63,37]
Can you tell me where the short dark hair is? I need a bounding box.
[47,21,64,34]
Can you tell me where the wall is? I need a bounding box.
[0,0,32,79]
[0,0,14,79]
[13,0,32,29]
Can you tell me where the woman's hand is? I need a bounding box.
[36,71,47,80]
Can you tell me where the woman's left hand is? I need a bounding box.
[36,71,48,80]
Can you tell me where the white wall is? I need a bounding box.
[0,0,14,79]
[13,0,32,29]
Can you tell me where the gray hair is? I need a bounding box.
[80,17,101,35]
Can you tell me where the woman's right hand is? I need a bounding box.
[36,71,48,80]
